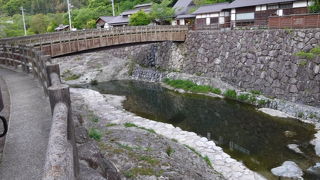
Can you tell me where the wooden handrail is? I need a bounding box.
[0,25,188,179]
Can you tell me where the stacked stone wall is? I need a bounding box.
[101,29,320,107]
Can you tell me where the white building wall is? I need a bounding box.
[293,1,308,8]
[206,18,210,25]
[172,20,177,26]
[180,19,185,25]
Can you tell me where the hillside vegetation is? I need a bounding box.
[0,0,231,38]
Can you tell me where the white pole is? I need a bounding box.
[67,0,72,31]
[21,7,27,36]
[111,0,115,16]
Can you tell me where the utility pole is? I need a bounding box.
[20,7,27,36]
[67,0,72,31]
[111,0,115,16]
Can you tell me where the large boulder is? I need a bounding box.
[271,161,303,179]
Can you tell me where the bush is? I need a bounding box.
[89,128,102,141]
[129,10,151,26]
[211,88,222,95]
[164,79,214,93]
[258,99,268,106]
[249,95,257,103]
[223,89,237,99]
[295,51,315,59]
[250,90,261,95]
[237,93,250,102]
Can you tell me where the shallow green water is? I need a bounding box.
[84,80,319,179]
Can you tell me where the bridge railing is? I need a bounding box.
[0,25,188,46]
[0,44,78,179]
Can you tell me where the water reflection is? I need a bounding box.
[85,80,319,179]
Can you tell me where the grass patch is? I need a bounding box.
[184,145,212,168]
[297,112,304,118]
[203,155,213,168]
[124,122,138,128]
[116,143,134,151]
[166,146,175,156]
[310,46,320,55]
[223,89,237,99]
[309,113,317,119]
[124,168,163,178]
[184,145,202,157]
[64,74,81,81]
[248,94,257,103]
[258,99,268,106]
[163,79,213,93]
[88,128,102,141]
[139,156,160,165]
[124,123,156,133]
[237,93,250,102]
[250,90,261,95]
[295,51,315,60]
[106,123,117,127]
[211,88,222,95]
[171,138,178,142]
[62,70,81,81]
[298,60,307,66]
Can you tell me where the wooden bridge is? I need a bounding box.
[0,25,188,180]
[0,26,188,180]
[0,25,188,57]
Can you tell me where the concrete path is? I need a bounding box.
[0,67,51,180]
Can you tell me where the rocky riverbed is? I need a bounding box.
[71,88,226,180]
[71,88,264,180]
[55,49,320,179]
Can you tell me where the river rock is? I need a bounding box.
[284,130,297,138]
[307,163,320,176]
[271,161,303,179]
[287,144,303,154]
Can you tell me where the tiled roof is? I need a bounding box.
[134,3,152,8]
[176,14,196,19]
[97,16,116,23]
[108,16,129,25]
[228,0,298,9]
[173,0,194,15]
[120,8,151,16]
[192,2,230,14]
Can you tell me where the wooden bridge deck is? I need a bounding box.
[0,25,188,57]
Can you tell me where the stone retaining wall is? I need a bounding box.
[103,29,320,107]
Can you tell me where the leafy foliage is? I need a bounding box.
[149,0,175,25]
[309,0,320,13]
[129,10,151,26]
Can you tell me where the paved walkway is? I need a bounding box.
[0,67,51,180]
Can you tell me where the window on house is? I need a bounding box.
[236,12,254,20]
[210,17,219,24]
[279,3,293,9]
[268,4,278,10]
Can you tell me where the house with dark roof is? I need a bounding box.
[228,0,313,27]
[192,2,230,27]
[171,0,196,25]
[96,16,116,29]
[107,3,152,27]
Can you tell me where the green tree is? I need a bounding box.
[29,13,49,34]
[309,0,320,13]
[86,19,96,28]
[129,10,151,26]
[150,0,174,25]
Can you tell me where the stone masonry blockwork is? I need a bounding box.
[104,29,320,107]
